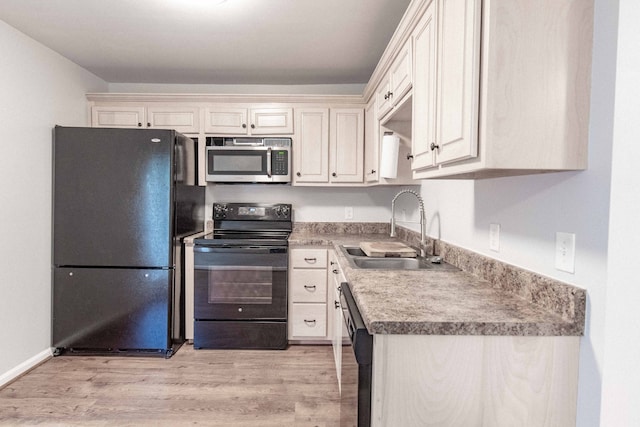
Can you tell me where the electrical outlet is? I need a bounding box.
[555,232,576,273]
[489,223,500,252]
[345,206,354,220]
[205,219,214,232]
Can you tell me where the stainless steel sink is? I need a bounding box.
[339,245,459,271]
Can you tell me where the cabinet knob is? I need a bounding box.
[332,172,337,177]
[137,123,142,127]
[335,301,340,309]
[147,122,151,127]
[296,172,301,177]
[242,124,247,129]
[332,269,338,274]
[251,124,255,129]
[370,169,376,174]
[430,142,440,151]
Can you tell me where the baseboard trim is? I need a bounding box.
[0,348,53,388]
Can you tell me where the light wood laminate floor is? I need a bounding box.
[0,344,340,426]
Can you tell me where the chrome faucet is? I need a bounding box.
[390,189,426,257]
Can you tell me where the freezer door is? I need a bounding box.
[53,127,174,268]
[52,267,172,353]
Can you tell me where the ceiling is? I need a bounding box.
[0,0,412,85]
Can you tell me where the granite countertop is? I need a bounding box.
[289,230,583,337]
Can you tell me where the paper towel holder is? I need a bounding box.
[380,132,400,179]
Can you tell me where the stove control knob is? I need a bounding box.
[214,204,228,219]
[277,205,290,218]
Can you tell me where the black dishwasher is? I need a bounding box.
[340,282,373,427]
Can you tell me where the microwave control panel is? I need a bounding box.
[272,150,288,175]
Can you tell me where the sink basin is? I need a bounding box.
[352,257,423,269]
[339,245,459,271]
[344,247,367,257]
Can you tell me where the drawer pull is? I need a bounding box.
[304,319,317,326]
[334,301,340,309]
[304,257,317,262]
[304,285,317,291]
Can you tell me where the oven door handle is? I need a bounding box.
[194,264,288,272]
[194,246,286,254]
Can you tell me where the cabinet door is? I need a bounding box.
[329,251,343,387]
[364,100,379,183]
[294,108,330,184]
[147,107,200,133]
[330,108,364,183]
[290,303,327,338]
[411,1,438,171]
[91,106,146,128]
[249,108,293,135]
[290,269,328,303]
[376,75,393,120]
[204,107,248,134]
[390,38,413,105]
[435,0,481,164]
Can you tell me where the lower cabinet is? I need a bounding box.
[329,249,347,388]
[288,247,329,341]
[371,335,580,426]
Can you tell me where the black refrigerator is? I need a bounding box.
[52,126,204,357]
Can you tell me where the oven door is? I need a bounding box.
[193,245,288,320]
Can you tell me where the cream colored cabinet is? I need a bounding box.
[411,1,438,171]
[411,0,593,179]
[411,0,481,172]
[288,247,329,341]
[364,100,379,183]
[293,107,364,185]
[91,105,200,133]
[328,250,347,387]
[377,38,413,121]
[293,108,330,184]
[329,108,364,184]
[371,335,580,426]
[204,107,293,135]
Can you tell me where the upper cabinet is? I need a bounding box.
[330,108,365,184]
[204,107,293,135]
[377,38,413,121]
[294,108,330,184]
[410,0,593,179]
[91,105,200,134]
[411,0,480,171]
[293,107,364,185]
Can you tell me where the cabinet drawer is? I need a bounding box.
[290,248,327,268]
[290,269,327,303]
[291,303,327,337]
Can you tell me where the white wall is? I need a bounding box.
[414,1,618,424]
[0,20,107,382]
[600,0,640,424]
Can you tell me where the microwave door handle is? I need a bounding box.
[266,147,272,178]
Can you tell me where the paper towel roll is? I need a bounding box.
[380,134,400,179]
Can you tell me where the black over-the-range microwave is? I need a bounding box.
[205,137,291,184]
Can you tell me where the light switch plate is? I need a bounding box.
[555,232,576,273]
[489,223,500,252]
